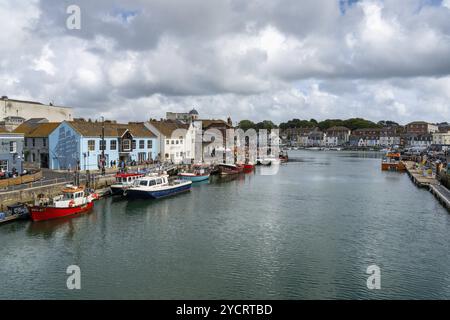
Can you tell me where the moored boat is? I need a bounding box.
[124,174,192,199]
[0,203,29,225]
[178,165,210,182]
[111,172,145,195]
[381,152,406,172]
[243,162,255,172]
[29,185,98,222]
[218,163,243,175]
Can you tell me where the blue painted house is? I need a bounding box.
[48,120,158,171]
[0,130,24,173]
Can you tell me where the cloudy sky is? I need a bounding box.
[2,0,450,125]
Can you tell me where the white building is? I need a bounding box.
[433,132,450,145]
[0,96,73,131]
[146,119,196,164]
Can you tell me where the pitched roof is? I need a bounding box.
[27,123,60,137]
[148,120,188,137]
[13,122,36,135]
[68,120,156,138]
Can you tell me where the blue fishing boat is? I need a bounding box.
[178,165,210,182]
[124,174,192,199]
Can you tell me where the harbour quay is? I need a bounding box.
[404,160,450,211]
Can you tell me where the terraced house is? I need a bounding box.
[0,128,24,173]
[13,119,60,168]
[48,119,158,171]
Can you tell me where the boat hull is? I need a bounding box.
[125,183,192,199]
[110,186,126,196]
[382,162,406,172]
[178,174,210,182]
[30,202,94,222]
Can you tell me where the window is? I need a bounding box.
[138,152,146,162]
[132,140,136,149]
[139,140,145,149]
[32,138,35,147]
[166,140,170,145]
[87,140,95,151]
[171,140,174,145]
[110,140,117,150]
[139,180,148,186]
[32,153,36,162]
[122,139,131,151]
[147,140,152,149]
[10,141,16,153]
[24,139,27,147]
[156,179,162,184]
[43,138,46,147]
[0,160,8,171]
[176,140,179,145]
[100,140,106,151]
[149,180,156,186]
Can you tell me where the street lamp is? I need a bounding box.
[100,116,105,176]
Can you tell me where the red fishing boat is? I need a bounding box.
[30,185,98,222]
[243,162,255,172]
[218,164,244,175]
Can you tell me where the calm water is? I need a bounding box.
[1,150,450,299]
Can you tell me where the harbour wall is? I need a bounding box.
[0,175,115,209]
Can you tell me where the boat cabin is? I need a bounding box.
[61,186,85,200]
[135,176,168,187]
[115,173,144,184]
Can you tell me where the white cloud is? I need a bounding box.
[1,0,450,124]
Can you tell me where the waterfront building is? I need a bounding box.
[0,96,72,131]
[351,128,381,147]
[13,119,60,168]
[49,120,158,171]
[281,127,314,147]
[325,126,351,146]
[379,127,402,147]
[0,128,24,173]
[403,133,433,147]
[166,108,199,124]
[307,129,326,147]
[433,131,450,145]
[198,119,234,161]
[406,121,438,134]
[146,119,193,164]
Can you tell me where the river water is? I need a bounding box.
[1,150,450,299]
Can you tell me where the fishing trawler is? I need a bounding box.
[29,185,98,222]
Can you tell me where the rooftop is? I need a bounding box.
[148,119,188,137]
[68,120,156,138]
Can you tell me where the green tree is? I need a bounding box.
[238,120,256,131]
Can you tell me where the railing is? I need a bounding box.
[0,171,43,189]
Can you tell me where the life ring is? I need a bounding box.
[69,200,75,207]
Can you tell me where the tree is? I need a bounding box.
[256,120,277,130]
[238,120,256,131]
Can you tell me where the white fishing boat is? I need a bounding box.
[124,174,192,199]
